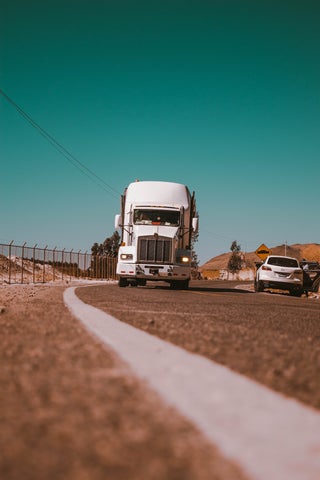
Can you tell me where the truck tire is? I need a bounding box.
[118,277,128,287]
[180,279,189,290]
[170,280,189,290]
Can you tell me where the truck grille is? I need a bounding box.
[138,237,172,264]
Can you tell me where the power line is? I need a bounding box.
[0,88,120,198]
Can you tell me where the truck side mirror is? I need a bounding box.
[115,214,121,229]
[192,217,198,233]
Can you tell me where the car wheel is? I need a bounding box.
[290,287,303,297]
[255,279,264,292]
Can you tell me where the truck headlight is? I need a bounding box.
[177,256,190,263]
[120,253,133,260]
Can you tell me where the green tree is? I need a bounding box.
[227,240,242,273]
[102,231,120,257]
[91,242,101,256]
[91,231,120,257]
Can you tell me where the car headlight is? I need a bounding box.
[120,253,133,260]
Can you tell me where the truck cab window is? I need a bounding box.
[134,209,179,226]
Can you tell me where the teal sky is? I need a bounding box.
[1,0,319,264]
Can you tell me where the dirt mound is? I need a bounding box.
[200,243,320,272]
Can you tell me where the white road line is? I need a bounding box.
[64,286,320,480]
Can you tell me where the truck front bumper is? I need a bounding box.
[116,262,190,281]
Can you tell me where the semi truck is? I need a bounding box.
[115,180,198,288]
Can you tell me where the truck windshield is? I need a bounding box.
[134,209,180,226]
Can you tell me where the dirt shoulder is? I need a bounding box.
[0,284,248,480]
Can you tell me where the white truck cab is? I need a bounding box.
[115,180,198,289]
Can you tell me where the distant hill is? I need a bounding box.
[200,243,320,273]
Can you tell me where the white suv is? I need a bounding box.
[254,255,303,297]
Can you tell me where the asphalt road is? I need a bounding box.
[2,284,249,480]
[77,280,320,410]
[2,281,319,480]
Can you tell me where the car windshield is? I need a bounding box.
[267,257,299,268]
[134,209,180,226]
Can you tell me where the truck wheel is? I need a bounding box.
[180,280,189,290]
[118,278,128,287]
[170,280,189,290]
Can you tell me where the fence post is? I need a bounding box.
[62,249,65,281]
[53,247,57,282]
[77,250,81,279]
[33,244,37,283]
[21,242,26,284]
[85,251,88,279]
[43,245,48,283]
[70,249,73,282]
[8,240,13,284]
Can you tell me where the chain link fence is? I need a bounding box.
[0,242,117,285]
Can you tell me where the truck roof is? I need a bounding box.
[124,181,191,208]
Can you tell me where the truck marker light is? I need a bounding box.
[120,253,133,260]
